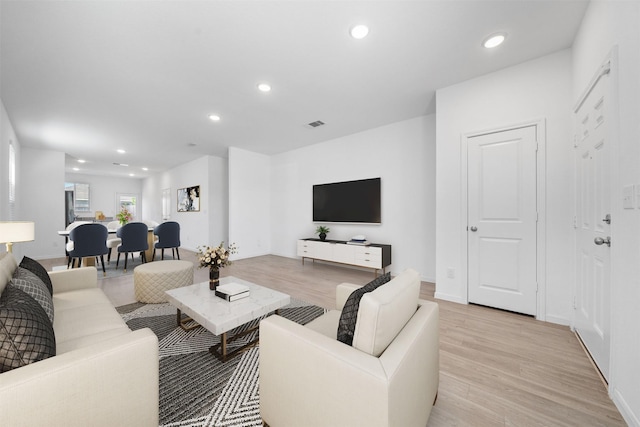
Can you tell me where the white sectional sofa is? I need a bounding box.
[0,253,159,427]
[260,268,439,427]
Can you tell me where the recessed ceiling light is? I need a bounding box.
[257,83,271,92]
[72,167,79,171]
[77,159,86,163]
[208,114,221,122]
[483,32,507,49]
[117,149,126,154]
[350,24,369,39]
[142,167,148,171]
[129,173,135,177]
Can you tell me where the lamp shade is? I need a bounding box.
[0,221,35,246]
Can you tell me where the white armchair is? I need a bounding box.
[259,269,439,427]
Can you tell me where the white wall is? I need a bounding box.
[270,115,436,281]
[1,100,28,261]
[435,50,574,323]
[21,147,65,259]
[142,154,228,252]
[229,147,271,259]
[65,172,143,220]
[573,1,640,424]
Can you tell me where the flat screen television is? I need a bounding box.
[313,178,381,223]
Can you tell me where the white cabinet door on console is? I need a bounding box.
[354,246,383,269]
[332,243,355,264]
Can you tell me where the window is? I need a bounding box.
[117,193,138,221]
[64,182,91,212]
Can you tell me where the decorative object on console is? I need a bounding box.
[315,225,330,241]
[0,221,35,253]
[347,234,370,245]
[197,241,238,290]
[116,208,133,226]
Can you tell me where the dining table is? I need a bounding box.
[58,226,156,267]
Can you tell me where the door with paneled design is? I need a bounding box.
[467,125,538,316]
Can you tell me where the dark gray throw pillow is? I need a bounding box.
[337,272,391,346]
[0,285,56,373]
[20,256,53,296]
[11,267,54,324]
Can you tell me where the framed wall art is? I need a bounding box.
[177,185,200,212]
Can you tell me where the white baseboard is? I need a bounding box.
[611,386,640,427]
[434,291,467,304]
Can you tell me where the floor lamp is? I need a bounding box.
[0,221,35,253]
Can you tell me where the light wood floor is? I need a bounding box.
[40,252,625,426]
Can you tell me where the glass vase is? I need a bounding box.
[209,268,220,291]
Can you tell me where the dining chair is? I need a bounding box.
[116,222,149,272]
[67,223,109,276]
[65,221,92,268]
[105,220,122,264]
[153,221,181,260]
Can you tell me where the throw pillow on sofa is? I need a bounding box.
[0,285,56,372]
[19,256,53,296]
[11,267,55,324]
[337,272,391,345]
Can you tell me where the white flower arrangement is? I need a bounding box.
[197,241,238,270]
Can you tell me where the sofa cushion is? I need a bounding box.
[19,256,54,296]
[0,252,18,295]
[53,288,130,353]
[337,272,390,346]
[306,309,342,339]
[11,267,54,324]
[352,268,420,357]
[0,285,56,372]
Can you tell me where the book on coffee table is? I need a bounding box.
[215,283,250,301]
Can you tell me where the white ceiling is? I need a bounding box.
[1,0,589,178]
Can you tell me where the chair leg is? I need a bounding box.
[176,247,180,260]
[142,250,147,264]
[107,248,112,264]
[116,252,121,269]
[171,248,175,259]
[124,252,128,272]
[152,247,156,261]
[161,248,165,260]
[100,255,106,277]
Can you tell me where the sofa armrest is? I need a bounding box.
[335,282,361,310]
[260,315,390,427]
[48,266,98,294]
[0,328,159,427]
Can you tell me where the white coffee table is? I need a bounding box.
[165,276,290,362]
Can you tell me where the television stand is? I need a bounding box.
[296,238,392,277]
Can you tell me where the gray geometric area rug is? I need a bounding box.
[117,299,325,427]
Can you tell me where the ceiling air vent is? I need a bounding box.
[306,120,325,129]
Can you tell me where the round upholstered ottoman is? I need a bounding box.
[134,260,194,303]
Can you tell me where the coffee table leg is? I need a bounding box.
[221,332,227,359]
[176,309,200,331]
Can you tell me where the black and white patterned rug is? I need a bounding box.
[117,299,325,427]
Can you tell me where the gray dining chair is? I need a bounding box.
[67,223,109,276]
[153,221,181,260]
[116,222,149,272]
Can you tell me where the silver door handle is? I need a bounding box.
[594,236,611,247]
[470,226,478,232]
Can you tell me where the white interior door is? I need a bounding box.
[574,72,611,380]
[468,126,538,316]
